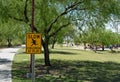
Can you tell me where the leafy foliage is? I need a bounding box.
[0,0,120,65]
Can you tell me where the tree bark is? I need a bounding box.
[51,41,56,49]
[51,37,57,49]
[42,38,51,66]
[7,38,12,47]
[101,45,104,51]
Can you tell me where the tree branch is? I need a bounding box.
[8,15,24,22]
[8,0,29,23]
[46,1,84,33]
[65,1,83,11]
[29,24,39,33]
[49,23,70,37]
[24,0,29,23]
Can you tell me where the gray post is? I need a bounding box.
[31,54,35,82]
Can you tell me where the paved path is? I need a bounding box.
[0,47,21,82]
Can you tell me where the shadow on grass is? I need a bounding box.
[12,59,120,82]
[109,50,120,54]
[50,50,77,55]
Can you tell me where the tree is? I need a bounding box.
[0,0,120,66]
[50,25,75,49]
[108,16,120,48]
[0,19,29,47]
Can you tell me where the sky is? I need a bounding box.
[105,21,120,33]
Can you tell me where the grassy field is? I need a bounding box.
[12,46,120,82]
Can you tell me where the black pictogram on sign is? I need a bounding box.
[31,38,38,46]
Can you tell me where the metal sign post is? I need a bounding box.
[26,0,41,82]
[31,54,35,82]
[31,0,35,82]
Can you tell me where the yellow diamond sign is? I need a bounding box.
[26,33,42,54]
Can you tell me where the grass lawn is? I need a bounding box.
[12,46,120,82]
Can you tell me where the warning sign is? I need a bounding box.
[26,33,42,54]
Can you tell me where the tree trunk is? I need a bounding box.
[51,39,56,49]
[51,41,55,49]
[84,42,86,50]
[95,46,97,52]
[7,38,12,47]
[42,39,51,66]
[101,45,104,51]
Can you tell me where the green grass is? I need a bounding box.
[12,46,120,82]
